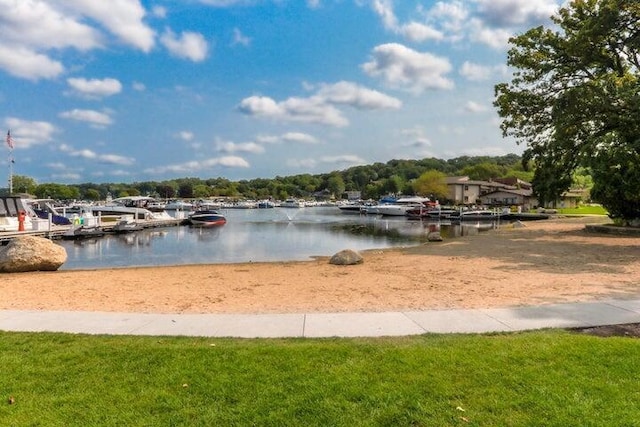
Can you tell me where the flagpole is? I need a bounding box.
[8,147,13,195]
[6,130,13,195]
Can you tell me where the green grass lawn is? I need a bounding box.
[2,330,640,426]
[555,205,608,215]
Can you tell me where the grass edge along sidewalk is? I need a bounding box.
[2,329,640,426]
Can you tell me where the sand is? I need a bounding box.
[2,216,639,314]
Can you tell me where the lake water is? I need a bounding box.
[57,207,497,270]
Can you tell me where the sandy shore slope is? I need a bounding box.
[2,217,639,314]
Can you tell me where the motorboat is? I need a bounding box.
[257,200,275,209]
[164,200,195,211]
[62,225,105,240]
[111,215,143,233]
[365,197,431,216]
[63,212,104,239]
[0,196,38,231]
[87,196,174,221]
[188,209,227,227]
[27,199,72,225]
[337,200,371,214]
[280,198,305,208]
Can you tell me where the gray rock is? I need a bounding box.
[427,231,443,242]
[329,249,364,265]
[0,236,67,273]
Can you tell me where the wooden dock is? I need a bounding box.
[0,217,183,242]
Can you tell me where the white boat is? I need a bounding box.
[337,201,365,214]
[280,198,305,208]
[111,215,143,233]
[87,196,173,221]
[365,197,431,216]
[0,196,37,231]
[164,200,195,211]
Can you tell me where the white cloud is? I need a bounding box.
[459,61,492,81]
[197,0,254,6]
[52,172,82,181]
[239,81,400,127]
[4,117,56,148]
[67,77,122,98]
[144,156,250,174]
[316,81,402,110]
[469,20,514,50]
[60,144,134,165]
[239,95,348,127]
[0,0,102,51]
[426,1,469,37]
[0,0,153,80]
[290,154,368,169]
[0,44,64,80]
[178,131,194,141]
[98,154,135,166]
[152,6,167,18]
[474,0,558,27]
[215,139,265,154]
[371,0,442,43]
[232,28,251,46]
[403,137,432,148]
[287,158,318,169]
[132,81,146,91]
[256,132,319,145]
[161,28,208,62]
[400,126,432,148]
[282,132,319,144]
[399,22,443,43]
[319,155,367,166]
[46,162,67,170]
[362,43,454,93]
[59,109,113,127]
[461,145,512,157]
[464,101,488,113]
[61,0,155,52]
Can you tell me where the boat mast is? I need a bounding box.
[6,130,13,195]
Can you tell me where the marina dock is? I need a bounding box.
[0,217,182,243]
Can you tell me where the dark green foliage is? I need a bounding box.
[495,0,640,220]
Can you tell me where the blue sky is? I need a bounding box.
[0,0,562,185]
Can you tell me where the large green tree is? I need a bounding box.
[11,175,37,195]
[412,170,448,201]
[494,0,640,222]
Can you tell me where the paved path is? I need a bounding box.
[2,299,640,338]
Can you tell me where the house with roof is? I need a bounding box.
[445,176,537,209]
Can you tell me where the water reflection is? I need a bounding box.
[57,207,500,270]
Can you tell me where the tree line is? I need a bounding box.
[7,154,534,202]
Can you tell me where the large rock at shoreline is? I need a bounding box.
[329,249,364,266]
[0,236,67,273]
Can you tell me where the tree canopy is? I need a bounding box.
[494,0,640,221]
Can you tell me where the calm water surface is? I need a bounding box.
[57,207,496,270]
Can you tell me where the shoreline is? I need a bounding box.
[2,216,639,315]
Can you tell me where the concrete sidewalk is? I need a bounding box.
[2,299,640,338]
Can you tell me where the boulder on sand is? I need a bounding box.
[329,249,364,266]
[0,236,67,273]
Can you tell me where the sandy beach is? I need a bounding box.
[2,216,639,314]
